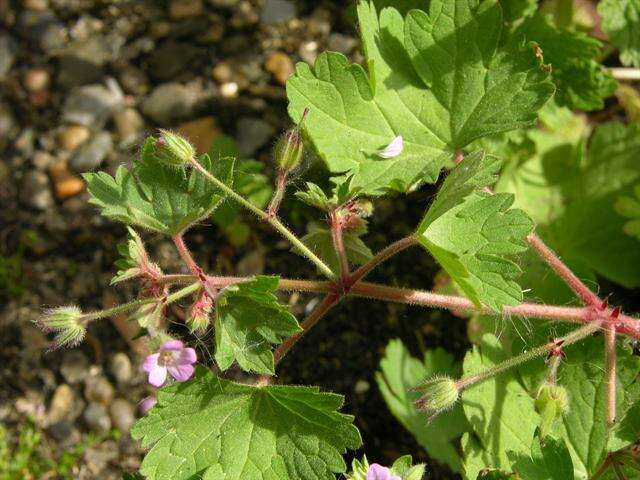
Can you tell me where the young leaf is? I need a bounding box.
[85,137,234,236]
[510,435,574,480]
[514,13,616,110]
[376,339,468,472]
[416,153,534,310]
[461,334,539,479]
[214,276,301,375]
[287,0,554,195]
[599,0,640,68]
[131,368,362,480]
[111,227,161,285]
[293,222,373,274]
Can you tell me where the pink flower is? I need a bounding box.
[138,395,157,414]
[143,340,197,387]
[367,464,401,480]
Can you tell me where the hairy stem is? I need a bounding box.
[188,157,335,279]
[273,294,339,365]
[173,234,204,280]
[329,210,350,282]
[604,322,617,429]
[456,321,603,391]
[266,170,288,217]
[527,233,601,306]
[83,283,202,322]
[156,274,640,340]
[609,67,640,81]
[348,235,417,285]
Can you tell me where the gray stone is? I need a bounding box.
[236,117,275,156]
[118,66,150,96]
[61,79,124,127]
[20,171,53,210]
[58,34,126,87]
[83,402,112,434]
[109,352,133,385]
[0,102,17,149]
[84,374,115,405]
[70,131,113,172]
[0,35,19,80]
[47,421,81,446]
[328,33,358,55]
[113,108,145,148]
[17,10,67,53]
[60,350,89,384]
[261,0,295,24]
[142,82,197,125]
[148,41,202,81]
[46,384,84,424]
[109,399,135,433]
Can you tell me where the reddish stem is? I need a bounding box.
[266,171,288,218]
[329,210,350,283]
[348,236,417,286]
[604,321,617,429]
[172,235,206,283]
[273,293,339,365]
[527,233,601,307]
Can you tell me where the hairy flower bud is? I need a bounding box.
[37,306,86,348]
[274,128,304,172]
[154,130,195,167]
[187,292,213,334]
[535,382,569,439]
[414,375,460,417]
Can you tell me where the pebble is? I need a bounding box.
[148,41,201,81]
[212,62,233,83]
[84,402,112,434]
[298,40,319,65]
[170,0,204,19]
[177,116,218,153]
[113,108,145,147]
[23,68,51,92]
[219,81,239,98]
[266,52,294,85]
[20,170,54,210]
[0,103,17,149]
[60,350,89,384]
[236,117,275,156]
[142,82,197,125]
[328,33,358,55]
[0,34,19,80]
[32,150,55,170]
[118,66,150,96]
[17,10,67,53]
[48,160,86,199]
[209,0,238,7]
[47,421,81,446]
[83,442,118,476]
[84,373,116,405]
[261,0,296,24]
[109,399,135,433]
[46,384,83,424]
[58,124,91,152]
[23,0,49,10]
[109,352,133,385]
[354,379,370,394]
[70,131,113,172]
[61,80,124,128]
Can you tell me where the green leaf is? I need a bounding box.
[510,436,574,480]
[498,121,640,288]
[286,0,554,195]
[599,0,640,68]
[293,222,373,274]
[475,470,520,479]
[131,368,362,480]
[376,339,468,472]
[85,137,234,236]
[501,0,537,23]
[214,276,301,375]
[416,153,534,310]
[615,184,640,240]
[461,334,539,480]
[513,13,616,110]
[609,400,640,451]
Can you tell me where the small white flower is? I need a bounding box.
[377,135,403,158]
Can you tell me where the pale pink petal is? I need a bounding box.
[161,340,184,351]
[367,464,400,480]
[377,136,403,159]
[138,395,157,415]
[142,353,160,373]
[148,365,168,387]
[167,363,194,382]
[177,347,197,365]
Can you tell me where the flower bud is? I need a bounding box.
[535,382,569,439]
[187,292,213,334]
[37,306,86,348]
[154,130,195,167]
[414,375,460,417]
[274,127,304,172]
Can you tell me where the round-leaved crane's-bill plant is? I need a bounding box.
[39,1,640,479]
